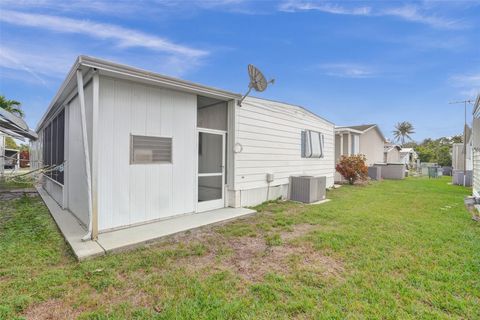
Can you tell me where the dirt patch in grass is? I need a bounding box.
[0,190,37,201]
[178,232,343,281]
[23,285,151,320]
[23,299,78,320]
[281,223,317,241]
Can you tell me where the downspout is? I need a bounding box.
[91,71,99,239]
[77,69,94,241]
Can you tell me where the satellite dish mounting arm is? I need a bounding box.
[237,64,274,107]
[238,84,253,106]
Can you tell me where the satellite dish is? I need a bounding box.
[238,64,274,106]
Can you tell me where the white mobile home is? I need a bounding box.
[32,56,334,246]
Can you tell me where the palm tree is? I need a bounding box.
[393,121,415,145]
[0,95,25,118]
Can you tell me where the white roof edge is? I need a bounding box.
[244,96,335,126]
[372,125,387,143]
[79,56,241,100]
[334,127,363,134]
[335,124,387,142]
[36,55,242,131]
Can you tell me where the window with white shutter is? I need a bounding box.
[301,130,325,158]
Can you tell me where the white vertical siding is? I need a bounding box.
[197,102,227,131]
[234,97,335,199]
[473,149,480,196]
[97,76,196,231]
[32,82,92,227]
[66,83,92,227]
[473,109,480,196]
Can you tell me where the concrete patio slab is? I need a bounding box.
[307,199,331,205]
[97,207,256,254]
[36,186,105,261]
[37,185,256,259]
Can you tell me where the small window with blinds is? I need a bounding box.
[130,135,172,164]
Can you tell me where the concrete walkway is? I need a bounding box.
[97,207,256,254]
[36,186,104,260]
[37,186,256,260]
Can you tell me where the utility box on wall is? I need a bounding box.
[374,163,406,180]
[289,176,326,203]
[368,166,382,180]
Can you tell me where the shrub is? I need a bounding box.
[336,155,368,185]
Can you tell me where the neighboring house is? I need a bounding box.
[384,144,402,163]
[335,124,387,165]
[472,95,480,197]
[1,107,38,174]
[4,148,20,170]
[0,133,4,174]
[399,148,418,169]
[31,56,335,242]
[452,143,473,172]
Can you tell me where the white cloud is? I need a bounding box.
[0,45,80,87]
[382,5,464,29]
[0,48,48,86]
[279,1,371,15]
[317,63,375,78]
[0,10,208,58]
[1,0,251,15]
[278,1,466,29]
[449,73,480,98]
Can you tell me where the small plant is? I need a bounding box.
[336,154,368,185]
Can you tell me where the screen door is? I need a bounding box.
[197,129,225,212]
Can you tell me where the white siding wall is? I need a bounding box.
[31,82,92,227]
[65,83,93,226]
[233,97,335,206]
[97,76,197,231]
[473,106,480,196]
[473,149,480,196]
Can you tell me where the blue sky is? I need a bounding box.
[1,0,479,141]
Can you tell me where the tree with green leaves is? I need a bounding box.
[393,121,415,145]
[0,95,25,118]
[5,137,18,149]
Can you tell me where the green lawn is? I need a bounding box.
[1,177,479,319]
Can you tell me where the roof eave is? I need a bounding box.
[79,55,241,101]
[36,55,242,132]
[334,127,363,134]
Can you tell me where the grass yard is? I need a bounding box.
[1,177,479,319]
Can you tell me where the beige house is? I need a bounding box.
[335,124,387,166]
[384,144,402,163]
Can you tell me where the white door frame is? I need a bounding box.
[196,127,226,212]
